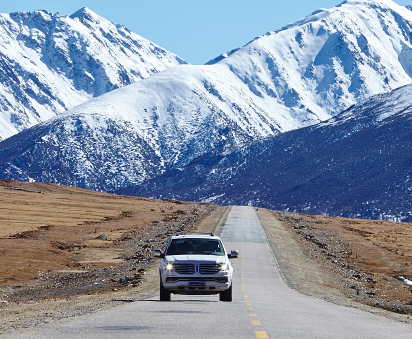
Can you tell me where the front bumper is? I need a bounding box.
[162,272,231,294]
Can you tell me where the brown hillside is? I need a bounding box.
[0,179,214,295]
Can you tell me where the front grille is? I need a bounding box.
[174,263,195,274]
[199,264,220,274]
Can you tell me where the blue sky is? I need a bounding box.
[2,0,411,65]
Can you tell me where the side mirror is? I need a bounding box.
[228,250,238,259]
[154,249,164,258]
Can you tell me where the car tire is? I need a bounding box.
[160,280,171,301]
[219,284,232,302]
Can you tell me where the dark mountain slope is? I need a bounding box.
[123,85,412,221]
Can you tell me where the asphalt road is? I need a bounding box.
[4,206,412,338]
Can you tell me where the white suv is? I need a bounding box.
[155,233,237,302]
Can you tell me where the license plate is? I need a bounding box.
[189,282,205,288]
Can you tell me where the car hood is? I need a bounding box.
[165,255,227,263]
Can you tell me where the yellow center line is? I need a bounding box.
[251,320,261,326]
[255,331,268,339]
[249,313,257,317]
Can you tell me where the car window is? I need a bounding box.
[166,239,225,256]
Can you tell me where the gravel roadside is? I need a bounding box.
[258,208,412,325]
[0,206,229,335]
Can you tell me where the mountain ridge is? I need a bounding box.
[0,7,186,140]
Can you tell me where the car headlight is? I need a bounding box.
[219,263,229,272]
[165,262,174,271]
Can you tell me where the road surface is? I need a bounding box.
[3,206,412,338]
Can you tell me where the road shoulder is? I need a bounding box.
[257,208,412,325]
[0,206,229,335]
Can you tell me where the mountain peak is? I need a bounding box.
[70,7,101,22]
[339,0,395,4]
[0,5,187,140]
[338,0,407,10]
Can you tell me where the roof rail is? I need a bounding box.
[173,232,216,237]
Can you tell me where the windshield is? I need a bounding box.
[166,238,225,256]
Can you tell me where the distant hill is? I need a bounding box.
[124,84,412,222]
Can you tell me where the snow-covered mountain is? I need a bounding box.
[0,7,186,140]
[3,0,412,143]
[125,84,412,222]
[1,0,412,210]
[205,0,412,124]
[0,66,259,190]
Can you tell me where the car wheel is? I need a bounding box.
[219,284,232,302]
[160,280,171,301]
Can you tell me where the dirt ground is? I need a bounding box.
[2,180,412,333]
[258,208,412,324]
[0,179,218,289]
[0,180,227,334]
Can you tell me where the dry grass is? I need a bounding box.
[0,179,211,288]
[260,209,412,317]
[0,181,225,334]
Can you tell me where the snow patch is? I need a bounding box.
[398,276,412,286]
